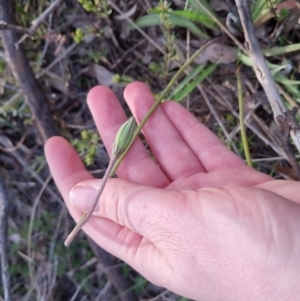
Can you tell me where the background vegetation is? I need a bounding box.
[0,0,300,300]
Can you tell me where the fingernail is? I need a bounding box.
[69,185,99,213]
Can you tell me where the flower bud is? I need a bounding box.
[112,117,137,158]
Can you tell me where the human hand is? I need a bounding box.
[45,82,300,301]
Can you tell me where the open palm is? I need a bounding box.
[45,82,300,300]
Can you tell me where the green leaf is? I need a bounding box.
[274,74,300,102]
[251,0,282,24]
[133,14,160,27]
[237,50,289,76]
[172,63,218,102]
[262,43,300,56]
[187,0,217,29]
[170,64,205,99]
[149,8,215,27]
[134,14,209,38]
[274,74,300,85]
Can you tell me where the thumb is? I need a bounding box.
[69,178,178,237]
[69,180,104,213]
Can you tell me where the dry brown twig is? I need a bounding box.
[15,0,64,47]
[0,171,12,301]
[88,238,138,301]
[197,85,241,156]
[0,0,63,47]
[206,85,286,159]
[0,135,62,204]
[0,134,26,153]
[0,0,59,142]
[107,0,167,56]
[234,0,300,179]
[0,21,31,35]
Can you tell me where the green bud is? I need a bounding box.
[112,117,137,158]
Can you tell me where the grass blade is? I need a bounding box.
[169,64,205,99]
[172,63,218,102]
[134,14,209,38]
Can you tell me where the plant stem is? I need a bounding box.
[111,39,218,175]
[64,154,117,246]
[65,39,218,246]
[237,66,253,167]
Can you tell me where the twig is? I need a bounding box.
[64,156,117,246]
[36,0,56,72]
[111,39,218,174]
[0,0,59,142]
[0,135,62,204]
[37,42,78,78]
[107,0,167,56]
[27,175,52,287]
[15,0,64,48]
[3,41,78,113]
[234,0,300,179]
[110,0,300,166]
[69,272,96,301]
[64,40,217,247]
[0,171,11,301]
[197,84,241,157]
[276,83,298,108]
[0,21,30,35]
[88,239,138,301]
[206,86,287,159]
[0,133,26,153]
[235,1,286,116]
[65,118,137,246]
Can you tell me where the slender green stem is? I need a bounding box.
[237,66,253,167]
[65,39,219,246]
[262,43,300,57]
[111,39,218,174]
[64,155,117,246]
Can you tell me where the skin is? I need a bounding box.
[45,82,300,301]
